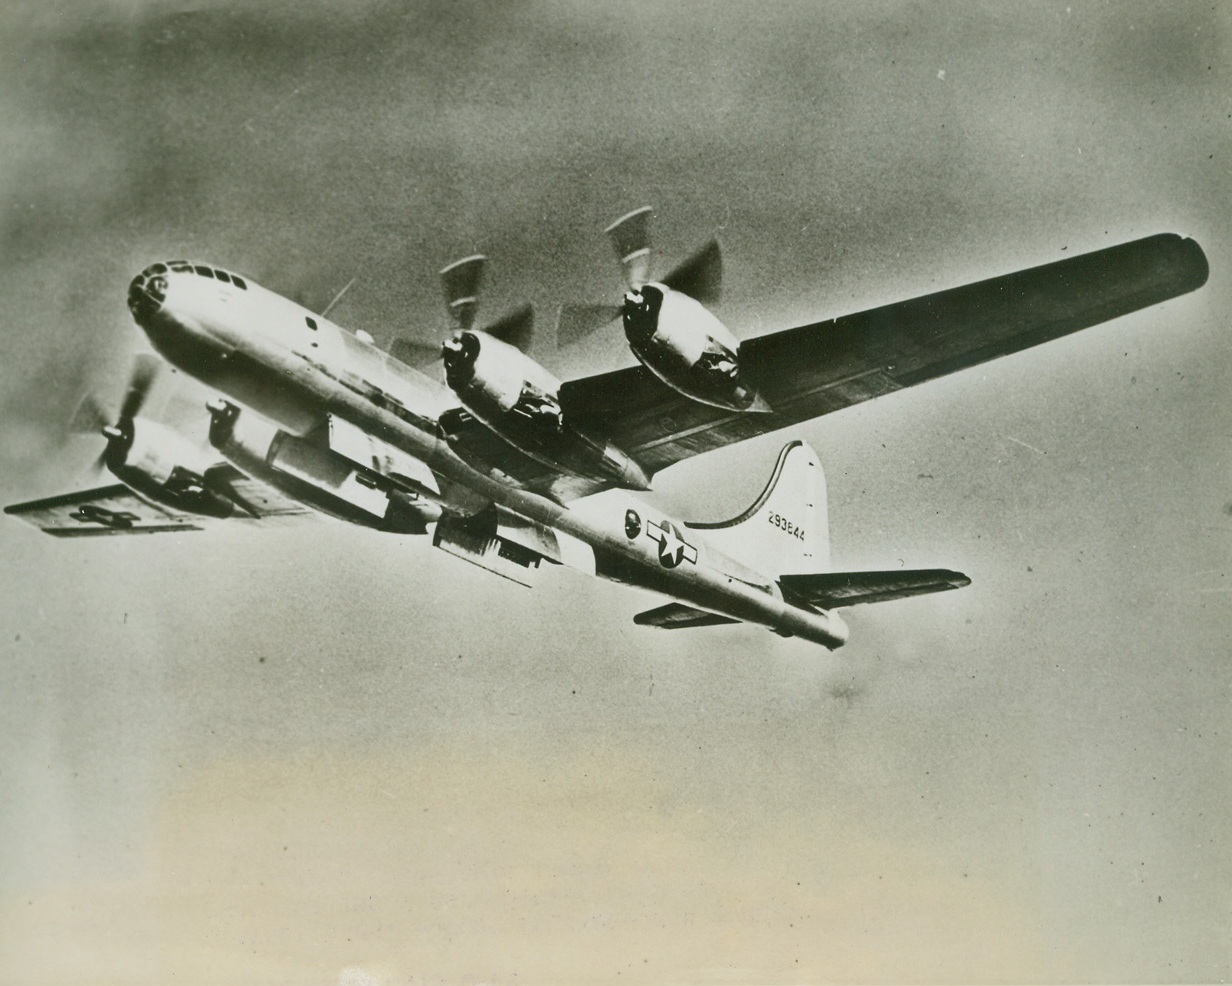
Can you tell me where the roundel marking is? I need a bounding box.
[645,518,698,569]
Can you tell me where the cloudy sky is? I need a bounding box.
[1,2,1228,983]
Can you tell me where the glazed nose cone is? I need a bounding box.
[127,263,170,322]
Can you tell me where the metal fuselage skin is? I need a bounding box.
[130,263,848,648]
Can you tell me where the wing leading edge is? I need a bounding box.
[561,233,1208,476]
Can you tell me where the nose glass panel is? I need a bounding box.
[127,262,170,320]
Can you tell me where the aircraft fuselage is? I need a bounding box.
[128,261,850,647]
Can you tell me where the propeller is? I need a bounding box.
[480,301,535,353]
[439,254,535,353]
[388,255,488,368]
[661,237,722,307]
[387,255,536,367]
[118,353,158,424]
[68,393,110,436]
[607,206,654,291]
[71,354,161,471]
[440,254,486,331]
[557,206,723,345]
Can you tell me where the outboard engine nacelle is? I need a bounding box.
[558,206,770,413]
[104,418,237,519]
[621,282,768,413]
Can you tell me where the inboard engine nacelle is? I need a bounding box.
[206,400,441,533]
[441,329,651,491]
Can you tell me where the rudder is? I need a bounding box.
[686,440,830,579]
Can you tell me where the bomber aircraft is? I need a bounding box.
[5,211,1209,649]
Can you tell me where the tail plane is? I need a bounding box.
[635,440,969,633]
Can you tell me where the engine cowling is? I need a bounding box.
[622,284,768,412]
[443,330,565,432]
[441,330,650,490]
[100,418,238,518]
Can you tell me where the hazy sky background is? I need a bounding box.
[1,2,1229,983]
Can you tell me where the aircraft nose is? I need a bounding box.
[127,263,169,321]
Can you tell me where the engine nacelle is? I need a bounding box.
[622,284,768,412]
[105,418,238,518]
[443,330,563,428]
[442,330,650,490]
[207,400,441,533]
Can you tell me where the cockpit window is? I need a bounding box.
[155,260,247,288]
[306,316,318,330]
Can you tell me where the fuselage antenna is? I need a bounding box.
[321,276,357,318]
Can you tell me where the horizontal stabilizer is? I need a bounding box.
[633,601,740,629]
[779,568,970,608]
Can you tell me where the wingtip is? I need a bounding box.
[1180,235,1210,290]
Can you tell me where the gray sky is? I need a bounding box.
[1,2,1229,983]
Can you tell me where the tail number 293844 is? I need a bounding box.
[768,511,805,541]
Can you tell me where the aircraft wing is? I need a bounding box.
[5,484,208,536]
[560,233,1208,477]
[5,466,320,537]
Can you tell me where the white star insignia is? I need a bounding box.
[646,519,697,568]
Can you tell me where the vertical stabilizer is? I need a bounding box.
[686,440,829,579]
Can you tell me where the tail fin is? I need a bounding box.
[686,440,829,578]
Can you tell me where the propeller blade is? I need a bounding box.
[556,304,623,346]
[118,354,160,423]
[69,393,111,435]
[483,303,535,354]
[605,206,653,291]
[440,255,487,331]
[388,337,444,368]
[662,238,722,306]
